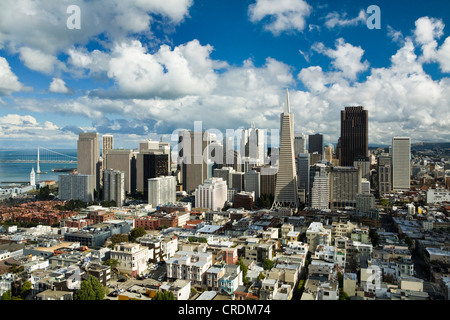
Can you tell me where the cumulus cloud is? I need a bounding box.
[311,38,369,80]
[0,56,23,95]
[0,0,193,75]
[414,17,450,73]
[248,0,312,35]
[0,114,77,147]
[49,78,73,94]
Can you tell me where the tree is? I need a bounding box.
[2,290,12,300]
[20,281,32,300]
[262,259,274,271]
[153,291,175,300]
[404,236,414,250]
[110,234,129,247]
[129,227,146,242]
[74,275,105,300]
[236,257,250,286]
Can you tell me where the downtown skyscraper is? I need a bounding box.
[77,132,101,190]
[339,106,369,167]
[273,90,299,209]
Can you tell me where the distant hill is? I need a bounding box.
[411,142,450,151]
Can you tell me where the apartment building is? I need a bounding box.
[110,242,150,277]
[166,250,213,289]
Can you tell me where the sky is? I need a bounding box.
[0,0,450,150]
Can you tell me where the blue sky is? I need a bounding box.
[0,0,450,149]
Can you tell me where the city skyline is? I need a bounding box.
[0,0,450,150]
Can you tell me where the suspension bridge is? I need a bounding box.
[0,147,77,174]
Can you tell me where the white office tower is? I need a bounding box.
[241,124,265,166]
[30,167,35,186]
[103,169,125,206]
[148,176,176,208]
[310,169,329,210]
[58,174,94,203]
[294,133,306,155]
[392,137,411,191]
[244,170,260,203]
[361,179,370,195]
[273,89,299,209]
[195,177,227,211]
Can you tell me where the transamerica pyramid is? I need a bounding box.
[272,89,299,209]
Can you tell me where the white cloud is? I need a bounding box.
[0,114,77,146]
[19,47,60,74]
[0,56,23,95]
[414,17,450,73]
[248,0,312,35]
[312,38,369,80]
[49,78,73,94]
[324,9,366,29]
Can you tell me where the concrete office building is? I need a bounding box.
[102,134,113,168]
[392,137,411,191]
[309,164,329,210]
[273,90,299,209]
[241,125,265,166]
[178,130,211,193]
[77,132,101,190]
[103,169,125,206]
[105,149,133,194]
[213,167,235,188]
[329,166,361,209]
[378,155,392,197]
[231,172,245,192]
[339,106,368,167]
[294,133,307,156]
[244,170,260,203]
[148,176,176,207]
[58,174,94,203]
[256,166,277,197]
[195,177,227,211]
[136,140,171,192]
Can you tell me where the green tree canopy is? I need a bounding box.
[153,291,175,300]
[129,227,146,242]
[262,259,274,271]
[20,281,32,300]
[74,275,105,300]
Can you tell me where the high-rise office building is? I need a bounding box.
[102,134,113,168]
[308,134,323,159]
[143,152,169,199]
[297,153,310,201]
[136,140,171,192]
[148,176,176,208]
[309,164,329,210]
[339,106,368,167]
[392,137,411,191]
[178,130,210,193]
[244,170,260,203]
[255,166,277,197]
[231,172,245,192]
[77,132,101,190]
[59,174,94,203]
[106,149,133,194]
[241,125,265,166]
[329,166,362,209]
[377,155,392,197]
[213,167,235,188]
[354,156,370,181]
[273,90,299,209]
[103,169,125,206]
[195,177,228,211]
[294,133,306,156]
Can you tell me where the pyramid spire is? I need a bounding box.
[284,88,290,114]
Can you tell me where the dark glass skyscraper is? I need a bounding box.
[339,106,368,167]
[308,133,323,157]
